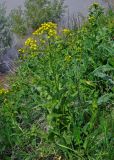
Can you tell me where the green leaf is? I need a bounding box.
[93,64,114,74]
[108,57,114,67]
[63,132,72,145]
[98,93,114,105]
[73,126,81,145]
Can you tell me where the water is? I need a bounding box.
[0,0,24,13]
[0,0,107,15]
[65,0,104,15]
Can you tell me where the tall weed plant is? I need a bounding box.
[0,3,114,160]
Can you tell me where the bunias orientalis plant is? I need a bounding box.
[0,4,114,160]
[19,22,71,58]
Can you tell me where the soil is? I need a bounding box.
[0,74,9,89]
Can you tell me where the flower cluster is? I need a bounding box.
[88,16,96,25]
[24,38,37,50]
[65,55,72,62]
[18,22,62,58]
[33,22,57,39]
[62,28,70,34]
[18,48,25,53]
[0,88,9,95]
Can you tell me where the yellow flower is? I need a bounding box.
[18,48,25,53]
[30,44,38,50]
[65,55,72,62]
[62,28,70,34]
[32,22,57,38]
[88,16,96,24]
[25,38,37,47]
[21,22,60,59]
[0,88,9,94]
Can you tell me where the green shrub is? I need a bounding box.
[25,0,65,29]
[0,3,12,53]
[10,0,65,36]
[9,7,27,36]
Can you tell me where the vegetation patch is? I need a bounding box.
[0,3,114,160]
